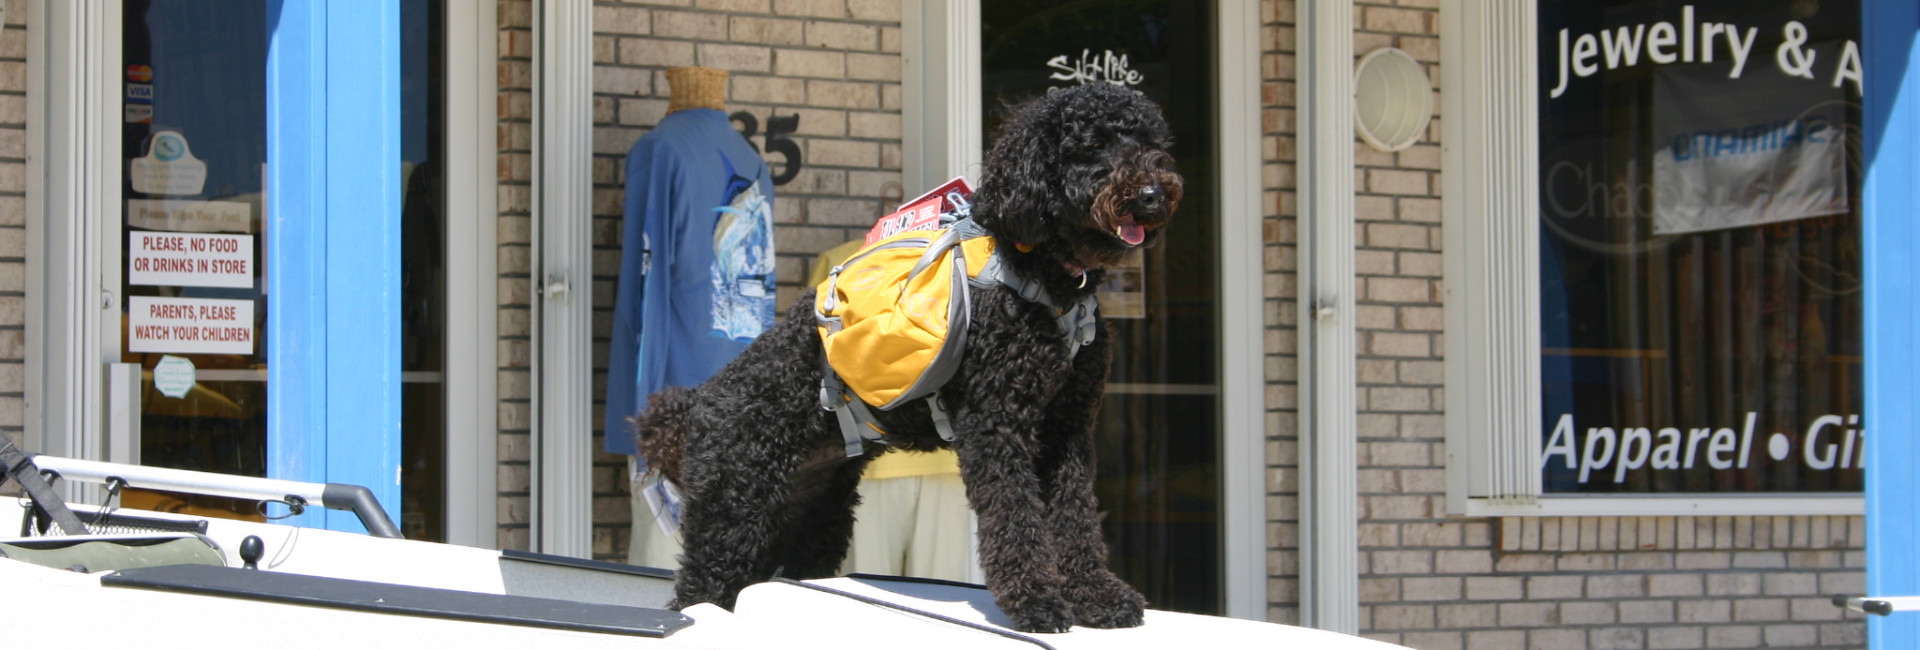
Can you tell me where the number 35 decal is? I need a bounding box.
[731,111,802,186]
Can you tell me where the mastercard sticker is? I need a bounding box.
[127,64,153,83]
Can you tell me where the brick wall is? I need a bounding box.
[585,0,904,561]
[498,0,535,551]
[1260,0,1303,626]
[1255,1,1871,648]
[0,0,25,475]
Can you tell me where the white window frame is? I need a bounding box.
[27,0,500,544]
[1440,0,1864,518]
[906,0,1266,620]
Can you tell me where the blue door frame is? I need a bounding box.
[1865,0,1920,645]
[264,0,402,534]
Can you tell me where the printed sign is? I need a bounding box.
[867,177,972,244]
[130,131,208,196]
[127,199,252,234]
[152,355,195,399]
[128,296,255,355]
[128,232,253,288]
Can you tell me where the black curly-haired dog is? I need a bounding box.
[636,82,1182,633]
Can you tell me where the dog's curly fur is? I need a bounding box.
[635,82,1183,633]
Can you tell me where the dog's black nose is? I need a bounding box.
[1134,183,1166,216]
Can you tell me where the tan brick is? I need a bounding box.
[731,16,806,45]
[807,79,878,108]
[1561,601,1617,626]
[774,48,845,77]
[1438,550,1495,574]
[1400,196,1441,222]
[1647,626,1702,649]
[807,21,876,50]
[594,66,651,96]
[804,138,878,167]
[619,98,671,127]
[846,0,896,21]
[700,43,774,71]
[1622,600,1676,624]
[1706,626,1760,648]
[804,198,881,227]
[1370,331,1430,357]
[654,10,729,40]
[846,52,900,81]
[1366,222,1430,249]
[731,76,806,103]
[775,0,845,18]
[1366,386,1430,412]
[698,0,770,11]
[848,111,900,139]
[1762,624,1817,647]
[1498,602,1556,627]
[1367,276,1431,302]
[620,38,695,67]
[1372,604,1435,630]
[1707,573,1761,596]
[594,5,651,35]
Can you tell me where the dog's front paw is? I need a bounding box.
[1002,593,1076,634]
[1070,575,1146,629]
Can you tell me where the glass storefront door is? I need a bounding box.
[113,0,449,539]
[980,0,1223,614]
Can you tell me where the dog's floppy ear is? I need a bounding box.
[972,95,1065,247]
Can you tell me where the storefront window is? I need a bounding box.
[982,0,1222,614]
[118,0,448,537]
[1537,0,1863,495]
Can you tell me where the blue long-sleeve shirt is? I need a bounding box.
[604,108,776,458]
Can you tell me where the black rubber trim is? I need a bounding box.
[320,483,404,539]
[844,572,988,590]
[102,564,692,638]
[500,548,676,580]
[772,577,1056,649]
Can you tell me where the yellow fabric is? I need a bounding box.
[865,449,961,479]
[814,229,996,409]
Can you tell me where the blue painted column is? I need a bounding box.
[1864,0,1920,645]
[265,0,402,534]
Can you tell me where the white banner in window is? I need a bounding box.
[128,296,255,355]
[1650,66,1851,236]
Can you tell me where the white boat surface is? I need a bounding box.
[0,450,1407,649]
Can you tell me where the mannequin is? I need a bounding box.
[610,65,776,570]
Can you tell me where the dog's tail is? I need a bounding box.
[632,387,694,485]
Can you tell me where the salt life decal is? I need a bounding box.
[1546,6,1863,99]
[1047,49,1144,89]
[1542,412,1863,484]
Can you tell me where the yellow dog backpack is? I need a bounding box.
[814,217,1098,457]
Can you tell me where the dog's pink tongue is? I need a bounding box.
[1116,216,1146,246]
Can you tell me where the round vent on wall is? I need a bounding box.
[1353,47,1433,152]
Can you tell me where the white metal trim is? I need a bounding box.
[27,0,119,499]
[533,0,594,558]
[902,0,982,192]
[444,0,501,550]
[1463,496,1864,517]
[1298,0,1358,635]
[1442,0,1546,512]
[1215,0,1267,624]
